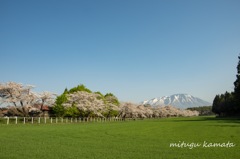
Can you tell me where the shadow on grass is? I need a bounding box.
[170,116,240,124]
[209,124,240,127]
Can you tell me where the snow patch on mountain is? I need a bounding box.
[142,94,211,109]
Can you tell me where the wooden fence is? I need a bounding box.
[0,117,133,125]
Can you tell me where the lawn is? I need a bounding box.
[0,116,239,159]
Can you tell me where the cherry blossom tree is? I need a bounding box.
[102,103,120,118]
[0,82,56,116]
[118,102,199,119]
[0,82,36,107]
[64,91,105,117]
[36,91,57,111]
[118,102,140,118]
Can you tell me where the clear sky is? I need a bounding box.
[1,0,240,103]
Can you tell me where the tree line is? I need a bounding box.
[0,82,199,118]
[212,55,240,116]
[187,106,214,116]
[51,84,199,118]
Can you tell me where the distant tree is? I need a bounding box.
[187,106,214,116]
[118,102,139,118]
[52,103,65,117]
[104,93,120,106]
[36,91,56,111]
[54,83,124,117]
[95,91,105,101]
[63,88,68,94]
[68,84,92,94]
[64,104,80,117]
[52,94,68,117]
[224,91,235,114]
[212,55,240,116]
[0,82,57,117]
[102,103,119,118]
[0,82,36,107]
[211,97,219,115]
[53,84,199,119]
[233,55,240,112]
[118,103,198,119]
[137,105,153,118]
[64,91,105,117]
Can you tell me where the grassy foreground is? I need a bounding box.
[0,116,239,159]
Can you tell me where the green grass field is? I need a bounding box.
[0,116,239,159]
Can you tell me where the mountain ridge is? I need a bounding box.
[142,94,211,109]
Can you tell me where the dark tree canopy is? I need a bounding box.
[234,56,240,105]
[212,55,240,116]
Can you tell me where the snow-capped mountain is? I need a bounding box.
[142,94,211,109]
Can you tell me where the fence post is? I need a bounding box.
[44,117,47,124]
[61,118,63,123]
[51,117,53,124]
[7,117,9,125]
[38,117,40,124]
[23,117,25,124]
[15,117,17,124]
[31,117,33,124]
[56,117,58,123]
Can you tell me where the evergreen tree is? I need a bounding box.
[212,95,221,115]
[212,55,240,116]
[233,55,240,113]
[63,88,68,94]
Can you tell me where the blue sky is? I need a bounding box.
[1,0,240,103]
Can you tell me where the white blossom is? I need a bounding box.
[64,91,105,117]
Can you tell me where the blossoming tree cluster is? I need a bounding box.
[52,85,120,117]
[53,85,199,118]
[0,82,199,118]
[119,102,199,118]
[0,82,56,116]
